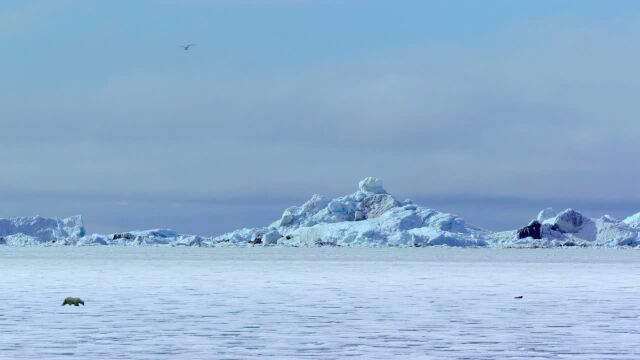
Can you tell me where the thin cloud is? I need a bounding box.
[0,1,70,37]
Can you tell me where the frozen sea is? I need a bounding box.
[1,248,639,359]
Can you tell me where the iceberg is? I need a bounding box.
[0,215,85,245]
[208,177,489,247]
[494,208,639,248]
[0,178,638,247]
[78,230,204,247]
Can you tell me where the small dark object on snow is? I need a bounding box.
[112,233,135,240]
[251,237,262,245]
[62,297,84,306]
[514,296,523,299]
[517,221,542,239]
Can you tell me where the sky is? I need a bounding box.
[1,0,640,234]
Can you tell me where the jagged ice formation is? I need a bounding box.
[1,177,638,247]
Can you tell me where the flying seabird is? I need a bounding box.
[181,44,195,51]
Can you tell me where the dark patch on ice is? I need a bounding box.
[517,221,542,239]
[112,233,136,240]
[62,297,85,306]
[314,239,339,247]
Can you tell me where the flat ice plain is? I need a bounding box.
[1,248,639,359]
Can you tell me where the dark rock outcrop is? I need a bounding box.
[112,233,136,240]
[517,221,542,239]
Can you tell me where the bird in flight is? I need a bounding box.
[181,44,195,51]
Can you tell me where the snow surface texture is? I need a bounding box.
[1,177,639,247]
[2,248,640,359]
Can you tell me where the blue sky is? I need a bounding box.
[2,0,640,234]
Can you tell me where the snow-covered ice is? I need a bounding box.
[0,177,638,247]
[0,215,85,245]
[623,212,640,228]
[1,247,639,359]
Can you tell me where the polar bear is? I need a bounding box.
[62,297,84,306]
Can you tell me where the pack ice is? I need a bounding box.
[1,177,638,247]
[0,215,85,245]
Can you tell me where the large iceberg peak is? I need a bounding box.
[224,176,488,247]
[358,177,386,194]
